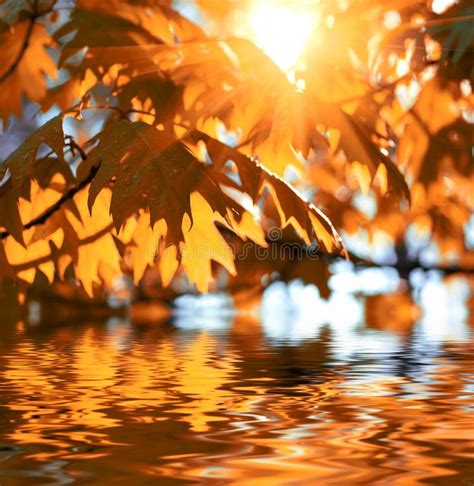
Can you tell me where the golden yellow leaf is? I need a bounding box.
[0,21,56,121]
[180,192,236,292]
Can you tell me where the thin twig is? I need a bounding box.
[65,136,88,161]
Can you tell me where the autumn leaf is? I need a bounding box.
[0,115,70,244]
[76,120,232,244]
[180,192,236,292]
[199,132,347,255]
[0,18,56,121]
[0,114,66,198]
[0,0,472,298]
[0,188,24,244]
[313,99,410,199]
[55,0,204,80]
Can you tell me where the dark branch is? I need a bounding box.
[0,163,100,241]
[348,251,474,275]
[10,222,114,272]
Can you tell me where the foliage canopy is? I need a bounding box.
[0,0,472,299]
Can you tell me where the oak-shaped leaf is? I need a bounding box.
[55,7,160,75]
[397,79,470,187]
[55,0,203,77]
[116,74,183,129]
[76,120,232,244]
[193,132,347,255]
[0,115,71,244]
[0,115,66,199]
[0,18,56,121]
[313,99,410,200]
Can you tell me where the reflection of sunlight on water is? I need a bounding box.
[105,317,133,349]
[174,293,234,331]
[261,281,363,344]
[260,280,407,360]
[168,269,472,356]
[417,274,471,342]
[0,270,473,484]
[256,272,472,359]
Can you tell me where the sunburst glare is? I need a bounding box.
[247,1,317,73]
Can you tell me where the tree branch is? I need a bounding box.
[10,222,114,272]
[348,251,474,275]
[0,163,99,241]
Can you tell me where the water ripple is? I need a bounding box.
[0,307,472,485]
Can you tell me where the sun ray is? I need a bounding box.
[246,0,317,74]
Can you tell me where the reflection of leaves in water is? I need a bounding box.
[0,312,472,483]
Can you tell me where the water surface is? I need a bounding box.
[0,289,473,485]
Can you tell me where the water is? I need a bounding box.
[0,286,473,485]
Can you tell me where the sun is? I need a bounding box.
[247,1,316,73]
